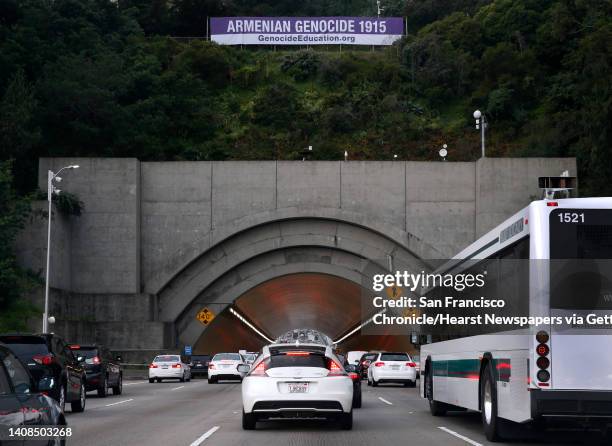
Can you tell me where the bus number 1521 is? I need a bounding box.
[558,212,585,223]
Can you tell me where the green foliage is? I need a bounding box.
[0,0,609,196]
[0,160,40,329]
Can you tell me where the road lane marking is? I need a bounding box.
[378,397,393,405]
[123,381,147,386]
[172,386,185,391]
[438,427,483,446]
[190,426,220,446]
[104,398,134,407]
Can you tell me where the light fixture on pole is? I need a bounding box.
[344,150,348,161]
[473,110,487,158]
[43,164,79,333]
[300,145,313,161]
[376,0,384,17]
[439,144,448,161]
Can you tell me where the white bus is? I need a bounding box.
[420,196,612,441]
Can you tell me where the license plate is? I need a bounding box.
[162,366,168,369]
[288,382,309,393]
[222,364,230,368]
[391,365,400,370]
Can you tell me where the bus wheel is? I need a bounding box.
[481,362,505,442]
[426,367,447,416]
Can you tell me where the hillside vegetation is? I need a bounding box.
[0,0,610,196]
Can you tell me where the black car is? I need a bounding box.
[358,352,379,379]
[0,343,67,444]
[68,344,122,397]
[190,354,211,378]
[0,333,87,412]
[343,363,362,408]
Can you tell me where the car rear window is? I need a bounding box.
[0,337,48,359]
[154,355,180,362]
[380,353,410,361]
[191,355,210,361]
[362,353,377,361]
[213,353,241,361]
[72,348,97,358]
[268,353,328,369]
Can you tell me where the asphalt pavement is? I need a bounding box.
[65,378,610,446]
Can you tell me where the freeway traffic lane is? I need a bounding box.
[66,379,608,446]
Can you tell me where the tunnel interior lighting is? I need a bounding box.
[332,309,387,345]
[229,307,274,343]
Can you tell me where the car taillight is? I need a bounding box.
[348,372,359,381]
[172,363,181,368]
[92,356,101,365]
[250,361,267,376]
[149,363,158,368]
[208,363,215,369]
[327,359,344,376]
[406,362,416,367]
[286,351,310,356]
[374,362,385,367]
[32,354,54,366]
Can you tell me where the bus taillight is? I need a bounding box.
[536,331,549,343]
[536,343,549,356]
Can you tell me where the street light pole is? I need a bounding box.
[473,110,487,158]
[42,165,79,333]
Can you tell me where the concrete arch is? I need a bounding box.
[146,207,444,295]
[157,217,432,325]
[175,247,376,347]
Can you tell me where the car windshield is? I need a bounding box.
[213,353,241,361]
[268,353,328,369]
[0,337,48,359]
[380,353,410,361]
[154,355,180,362]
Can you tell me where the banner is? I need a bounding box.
[210,17,404,46]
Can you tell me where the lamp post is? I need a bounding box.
[473,110,487,158]
[43,165,79,333]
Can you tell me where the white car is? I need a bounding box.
[243,353,258,365]
[148,354,191,383]
[367,352,417,387]
[208,353,247,383]
[240,342,354,430]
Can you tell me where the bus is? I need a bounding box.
[419,196,612,441]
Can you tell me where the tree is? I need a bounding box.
[0,161,39,331]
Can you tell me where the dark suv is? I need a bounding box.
[0,333,87,412]
[69,344,122,397]
[190,354,211,378]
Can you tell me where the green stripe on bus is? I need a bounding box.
[432,358,511,382]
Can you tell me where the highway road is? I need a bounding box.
[63,378,609,446]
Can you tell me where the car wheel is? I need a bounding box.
[403,382,410,387]
[426,366,447,416]
[71,383,86,413]
[208,376,217,384]
[149,378,154,383]
[340,410,353,430]
[112,374,123,395]
[156,378,161,383]
[353,391,362,408]
[242,410,256,430]
[47,433,66,446]
[97,375,108,397]
[180,373,185,383]
[409,380,417,388]
[372,378,378,387]
[481,362,508,442]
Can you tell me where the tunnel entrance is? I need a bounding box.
[193,273,417,355]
